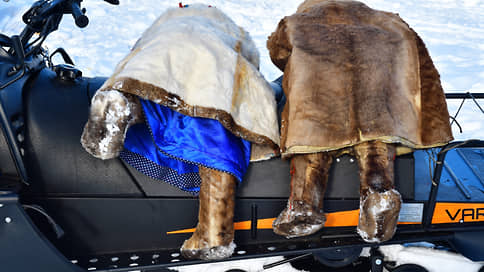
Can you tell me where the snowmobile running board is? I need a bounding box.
[0,190,456,272]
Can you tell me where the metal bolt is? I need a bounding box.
[336,158,341,162]
[349,158,355,163]
[375,258,382,265]
[0,204,3,208]
[5,217,12,223]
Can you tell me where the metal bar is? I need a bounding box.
[468,93,484,114]
[86,231,455,272]
[445,93,484,99]
[262,253,312,270]
[0,98,29,185]
[443,161,472,199]
[423,145,450,228]
[456,149,484,188]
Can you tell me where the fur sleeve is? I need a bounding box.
[267,17,293,72]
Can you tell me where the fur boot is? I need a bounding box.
[81,89,142,160]
[181,166,237,260]
[273,152,332,238]
[354,141,402,243]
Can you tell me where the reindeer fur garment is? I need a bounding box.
[99,4,279,151]
[267,0,453,157]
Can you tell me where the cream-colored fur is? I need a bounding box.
[81,5,280,261]
[99,4,280,149]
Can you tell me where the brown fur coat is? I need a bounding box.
[267,0,453,157]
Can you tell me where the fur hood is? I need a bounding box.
[268,0,453,157]
[98,4,280,152]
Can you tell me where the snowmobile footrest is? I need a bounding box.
[0,191,82,272]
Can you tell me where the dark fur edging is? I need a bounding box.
[101,77,279,151]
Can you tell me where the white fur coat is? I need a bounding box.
[98,4,280,153]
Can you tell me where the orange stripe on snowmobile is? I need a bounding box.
[432,203,484,224]
[167,209,417,234]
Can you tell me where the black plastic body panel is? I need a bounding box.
[0,192,83,272]
[0,124,18,178]
[22,69,143,196]
[0,61,29,183]
[27,197,383,257]
[451,231,484,261]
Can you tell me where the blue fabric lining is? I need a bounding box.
[120,99,251,194]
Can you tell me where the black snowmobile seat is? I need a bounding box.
[20,69,414,199]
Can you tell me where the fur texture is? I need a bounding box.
[273,152,332,238]
[354,141,401,242]
[181,166,236,260]
[81,5,277,261]
[267,0,453,157]
[81,90,142,159]
[268,0,452,243]
[98,4,280,152]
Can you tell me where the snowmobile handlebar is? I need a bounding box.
[70,1,89,28]
[0,0,119,89]
[19,0,118,48]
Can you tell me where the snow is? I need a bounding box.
[2,0,482,140]
[379,244,483,272]
[1,0,483,271]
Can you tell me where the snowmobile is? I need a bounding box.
[1,0,484,271]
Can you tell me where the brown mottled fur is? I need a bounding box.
[82,89,240,259]
[81,90,142,159]
[268,0,452,243]
[268,0,452,154]
[103,77,278,150]
[273,152,332,238]
[273,142,402,242]
[181,166,236,260]
[354,141,401,242]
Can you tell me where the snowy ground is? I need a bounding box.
[1,0,483,139]
[1,0,483,271]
